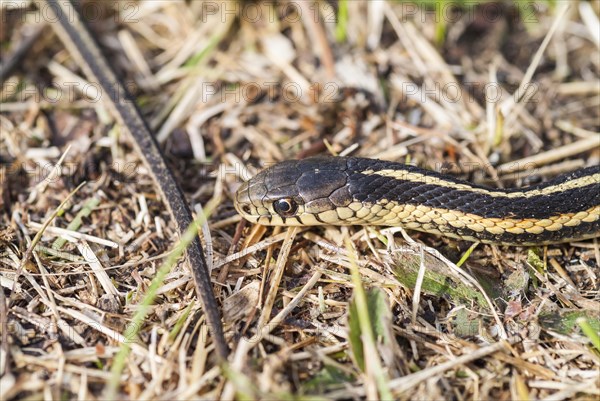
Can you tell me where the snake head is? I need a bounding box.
[235,158,353,226]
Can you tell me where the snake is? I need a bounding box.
[234,157,600,245]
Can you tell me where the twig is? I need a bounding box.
[42,0,228,361]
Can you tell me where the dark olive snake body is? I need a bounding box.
[235,157,600,245]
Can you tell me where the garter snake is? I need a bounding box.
[235,157,600,245]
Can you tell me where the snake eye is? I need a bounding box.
[273,198,298,217]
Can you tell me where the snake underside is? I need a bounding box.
[235,157,600,245]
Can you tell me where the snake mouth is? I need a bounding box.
[234,180,257,221]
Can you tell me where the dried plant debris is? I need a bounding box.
[1,1,599,400]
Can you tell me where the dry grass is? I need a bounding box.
[1,1,599,400]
